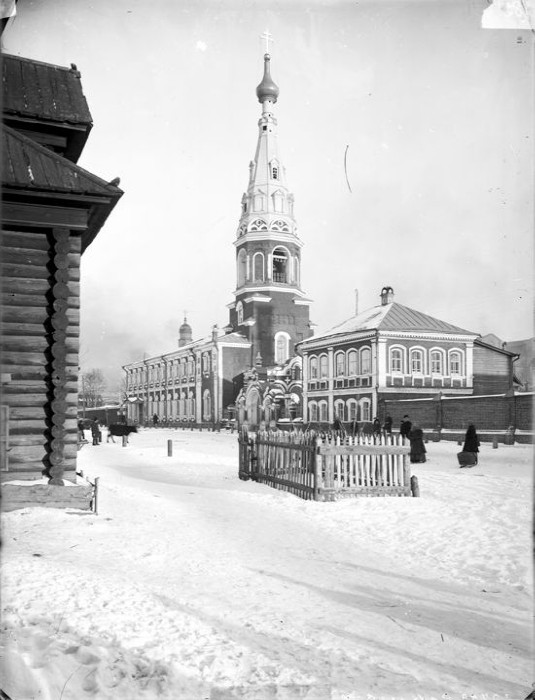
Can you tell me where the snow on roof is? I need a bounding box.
[304,302,476,344]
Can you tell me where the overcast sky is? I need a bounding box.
[4,0,533,386]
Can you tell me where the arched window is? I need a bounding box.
[203,390,211,421]
[309,402,318,421]
[237,249,246,286]
[335,352,345,377]
[319,354,328,379]
[347,350,358,376]
[410,349,424,374]
[430,350,444,374]
[361,347,371,374]
[347,400,358,422]
[360,399,371,422]
[294,257,300,285]
[390,348,403,373]
[309,356,318,379]
[450,351,462,375]
[334,401,346,421]
[202,352,209,374]
[253,252,264,281]
[319,401,328,422]
[189,391,195,418]
[272,247,289,283]
[275,331,291,365]
[236,301,243,325]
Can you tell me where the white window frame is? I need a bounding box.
[335,351,345,377]
[410,347,425,375]
[319,354,329,379]
[360,347,371,375]
[347,349,358,376]
[449,350,463,376]
[430,348,445,375]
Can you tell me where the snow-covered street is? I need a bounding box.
[1,429,532,699]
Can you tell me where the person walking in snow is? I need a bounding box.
[408,424,426,463]
[400,415,412,439]
[462,424,480,464]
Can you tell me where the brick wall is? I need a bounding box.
[382,393,533,442]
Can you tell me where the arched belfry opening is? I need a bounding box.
[272,247,288,283]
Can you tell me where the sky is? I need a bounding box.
[3,0,534,388]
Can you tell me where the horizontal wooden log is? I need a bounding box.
[1,277,50,294]
[1,484,93,512]
[6,434,47,447]
[1,306,48,323]
[1,351,78,366]
[7,407,48,419]
[1,249,49,266]
[1,263,50,280]
[9,444,47,460]
[2,230,50,251]
[1,323,79,337]
[1,338,49,353]
[2,293,79,309]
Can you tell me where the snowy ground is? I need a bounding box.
[1,429,533,700]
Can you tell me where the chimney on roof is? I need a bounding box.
[380,286,394,306]
[354,289,359,316]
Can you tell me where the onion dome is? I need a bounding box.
[256,53,279,104]
[179,316,192,347]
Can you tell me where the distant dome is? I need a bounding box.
[179,316,192,347]
[256,53,279,104]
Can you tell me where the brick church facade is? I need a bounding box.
[123,53,312,426]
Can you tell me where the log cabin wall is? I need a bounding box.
[1,228,81,482]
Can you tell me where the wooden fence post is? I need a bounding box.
[402,453,411,493]
[94,477,99,515]
[167,439,172,457]
[122,435,127,447]
[313,447,320,501]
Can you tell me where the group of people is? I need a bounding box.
[398,414,480,466]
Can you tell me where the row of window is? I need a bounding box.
[146,390,213,421]
[237,247,300,286]
[308,399,371,423]
[308,346,465,379]
[309,347,372,379]
[389,347,463,375]
[127,352,216,385]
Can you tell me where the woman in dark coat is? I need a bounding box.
[408,425,426,463]
[463,424,480,464]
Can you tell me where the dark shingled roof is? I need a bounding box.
[2,125,121,197]
[2,53,92,125]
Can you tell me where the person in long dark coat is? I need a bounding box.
[463,424,480,464]
[408,425,426,463]
[400,415,412,439]
[383,415,393,436]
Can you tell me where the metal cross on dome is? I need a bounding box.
[260,29,274,54]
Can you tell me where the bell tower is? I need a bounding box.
[228,50,312,367]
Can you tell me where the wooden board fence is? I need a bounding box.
[317,433,411,500]
[238,429,412,501]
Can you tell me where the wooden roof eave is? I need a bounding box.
[1,183,123,248]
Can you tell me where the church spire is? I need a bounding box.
[228,46,312,368]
